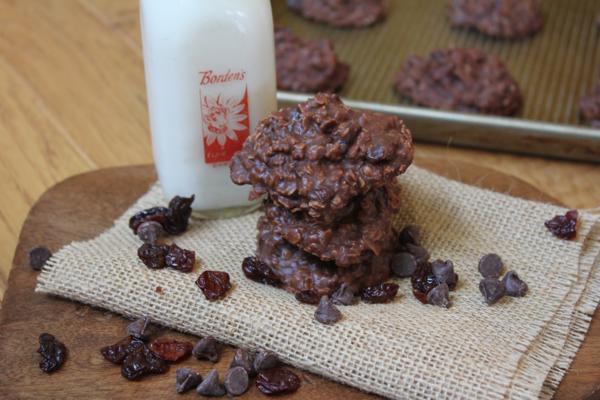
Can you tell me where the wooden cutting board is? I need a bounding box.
[0,160,598,399]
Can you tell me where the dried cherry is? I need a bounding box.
[38,333,67,373]
[165,244,195,272]
[128,195,194,235]
[100,335,141,364]
[121,343,169,381]
[256,368,301,395]
[295,290,320,305]
[196,270,232,301]
[545,210,578,240]
[242,256,281,286]
[149,338,193,362]
[163,195,194,235]
[137,243,169,269]
[411,263,439,304]
[360,283,399,304]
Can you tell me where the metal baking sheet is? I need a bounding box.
[272,0,600,162]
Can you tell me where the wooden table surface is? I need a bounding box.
[0,0,599,302]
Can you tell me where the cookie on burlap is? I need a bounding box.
[230,93,413,223]
[287,0,386,28]
[263,181,400,267]
[275,27,349,93]
[448,0,543,39]
[256,215,392,296]
[394,48,522,116]
[579,84,600,128]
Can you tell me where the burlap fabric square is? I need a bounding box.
[36,166,600,399]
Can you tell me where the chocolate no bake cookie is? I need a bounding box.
[579,84,600,128]
[231,93,413,301]
[448,0,543,39]
[275,27,349,93]
[256,217,392,296]
[287,0,386,29]
[230,93,413,223]
[263,182,400,267]
[394,48,522,116]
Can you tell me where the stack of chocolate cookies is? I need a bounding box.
[230,93,414,297]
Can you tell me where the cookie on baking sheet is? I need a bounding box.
[394,48,522,116]
[448,0,543,39]
[256,215,392,297]
[579,84,600,128]
[263,181,400,267]
[287,0,386,28]
[275,27,349,93]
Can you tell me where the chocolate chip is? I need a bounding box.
[391,252,417,278]
[175,367,202,394]
[479,278,506,305]
[502,271,528,297]
[192,336,219,363]
[405,243,430,265]
[314,296,342,325]
[126,316,151,340]
[230,348,254,374]
[331,283,357,305]
[196,369,226,397]
[398,225,420,246]
[224,366,249,396]
[253,349,279,374]
[431,259,458,287]
[137,221,165,244]
[478,254,503,278]
[28,246,52,271]
[427,283,451,308]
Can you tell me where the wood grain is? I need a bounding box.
[0,0,598,306]
[4,161,597,400]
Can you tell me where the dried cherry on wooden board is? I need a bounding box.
[37,333,67,373]
[256,367,301,395]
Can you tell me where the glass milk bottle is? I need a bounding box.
[140,0,277,218]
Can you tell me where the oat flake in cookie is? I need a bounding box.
[230,93,413,223]
[579,84,600,128]
[275,27,349,93]
[448,0,543,39]
[395,48,522,116]
[287,0,386,28]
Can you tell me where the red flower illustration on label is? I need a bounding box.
[201,88,250,164]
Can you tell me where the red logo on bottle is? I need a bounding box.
[200,70,250,165]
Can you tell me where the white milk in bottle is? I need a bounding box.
[140,0,277,217]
